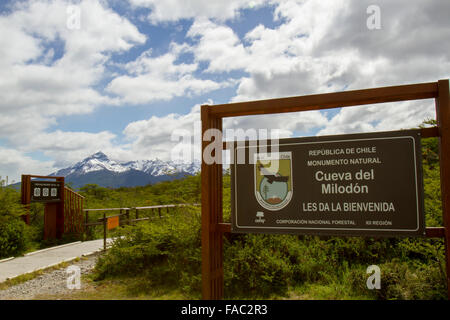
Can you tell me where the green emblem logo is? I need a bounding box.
[254,152,293,211]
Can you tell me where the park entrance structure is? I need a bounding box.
[201,79,450,299]
[21,175,85,240]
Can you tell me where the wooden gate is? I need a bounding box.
[64,186,85,235]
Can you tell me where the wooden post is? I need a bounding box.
[81,198,84,234]
[436,79,450,299]
[126,209,130,225]
[55,177,65,239]
[201,105,224,300]
[85,210,89,235]
[158,207,162,219]
[20,175,31,224]
[103,213,107,251]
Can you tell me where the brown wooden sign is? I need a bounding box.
[30,181,63,203]
[201,79,450,300]
[231,130,425,237]
[22,175,65,239]
[107,216,120,230]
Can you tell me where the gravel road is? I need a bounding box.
[0,253,100,300]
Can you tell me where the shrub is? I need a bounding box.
[94,215,447,299]
[0,217,27,258]
[94,207,202,296]
[224,234,294,298]
[0,187,29,258]
[375,260,446,300]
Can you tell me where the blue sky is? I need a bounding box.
[0,0,449,183]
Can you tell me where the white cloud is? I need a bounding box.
[107,45,229,104]
[123,104,203,161]
[128,0,268,23]
[317,100,436,136]
[0,147,55,185]
[187,18,250,73]
[0,0,146,180]
[24,130,119,167]
[184,0,448,136]
[121,102,329,164]
[0,0,146,135]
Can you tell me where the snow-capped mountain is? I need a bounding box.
[50,152,200,188]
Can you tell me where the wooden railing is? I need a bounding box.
[64,187,85,234]
[83,203,200,250]
[134,203,200,219]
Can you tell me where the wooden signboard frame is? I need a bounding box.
[201,79,450,300]
[21,175,65,239]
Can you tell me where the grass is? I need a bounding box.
[31,272,376,300]
[33,279,376,300]
[34,275,190,300]
[0,271,46,291]
[287,284,372,300]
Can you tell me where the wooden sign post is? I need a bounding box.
[201,79,450,299]
[21,175,65,240]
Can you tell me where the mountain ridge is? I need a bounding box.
[49,151,201,189]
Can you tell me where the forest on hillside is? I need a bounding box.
[0,122,447,299]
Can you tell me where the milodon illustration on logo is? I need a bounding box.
[254,152,293,211]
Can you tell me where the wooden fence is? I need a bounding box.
[84,204,200,250]
[63,186,85,235]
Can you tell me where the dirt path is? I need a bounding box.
[0,253,100,300]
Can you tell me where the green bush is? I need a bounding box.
[348,260,446,300]
[95,210,307,298]
[0,187,29,258]
[377,261,445,300]
[94,215,447,299]
[0,217,27,258]
[224,234,294,298]
[94,207,202,296]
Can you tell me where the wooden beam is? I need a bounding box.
[420,126,440,138]
[425,227,445,238]
[201,106,224,300]
[83,208,131,212]
[436,79,450,299]
[217,223,232,233]
[218,224,445,237]
[209,82,438,118]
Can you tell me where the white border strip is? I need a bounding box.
[0,257,15,263]
[24,241,82,256]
